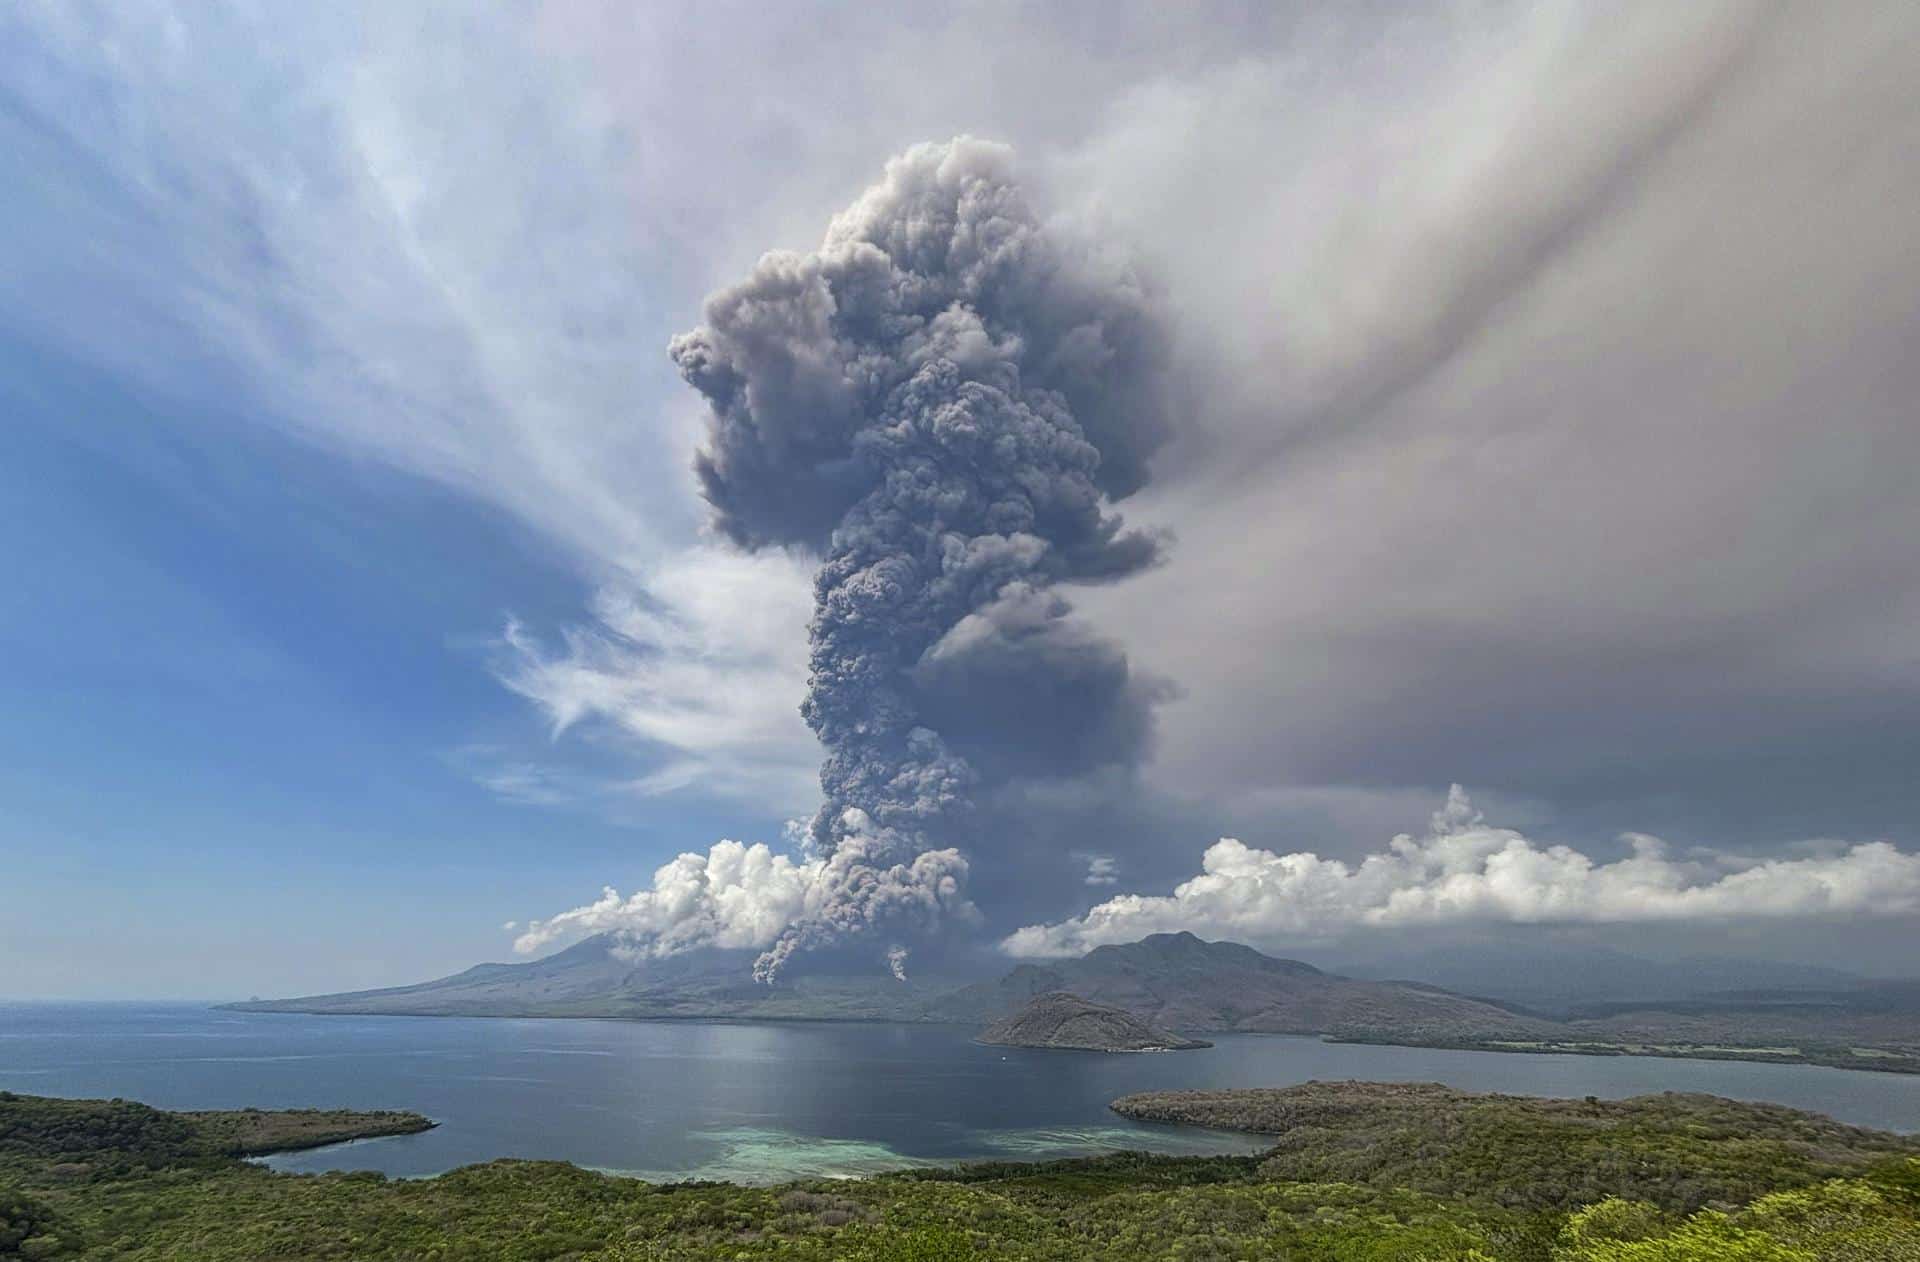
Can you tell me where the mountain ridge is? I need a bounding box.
[936,932,1551,1039]
[226,930,1551,1043]
[1332,940,1868,1015]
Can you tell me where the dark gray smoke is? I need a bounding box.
[669,138,1172,979]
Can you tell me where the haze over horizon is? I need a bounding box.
[5,1,1919,999]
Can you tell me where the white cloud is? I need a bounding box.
[514,813,975,971]
[1003,787,1920,958]
[458,757,582,808]
[5,4,687,568]
[1078,854,1120,887]
[6,5,832,817]
[513,839,822,957]
[494,545,820,814]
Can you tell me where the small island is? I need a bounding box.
[976,991,1211,1051]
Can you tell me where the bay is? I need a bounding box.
[5,1002,1917,1184]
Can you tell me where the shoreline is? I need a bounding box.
[218,1003,1920,1078]
[1326,1032,1920,1076]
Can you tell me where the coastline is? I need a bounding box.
[1326,1032,1920,1076]
[219,1001,1920,1077]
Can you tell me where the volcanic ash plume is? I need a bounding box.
[669,137,1172,980]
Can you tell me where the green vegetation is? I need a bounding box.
[1,1086,1916,1260]
[1328,1035,1920,1076]
[1551,1169,1920,1260]
[1111,1082,1918,1213]
[0,1092,432,1175]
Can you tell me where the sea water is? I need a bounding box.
[4,1002,1916,1183]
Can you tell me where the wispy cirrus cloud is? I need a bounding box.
[2,3,685,566]
[492,546,820,815]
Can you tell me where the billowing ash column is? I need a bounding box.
[670,138,1171,980]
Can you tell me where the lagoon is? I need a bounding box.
[5,1002,1917,1183]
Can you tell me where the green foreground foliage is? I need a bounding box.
[1,1088,1915,1260]
[1114,1082,1919,1212]
[0,1092,432,1174]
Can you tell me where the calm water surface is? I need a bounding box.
[4,1002,1917,1183]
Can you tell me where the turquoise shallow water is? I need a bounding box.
[4,1002,1917,1183]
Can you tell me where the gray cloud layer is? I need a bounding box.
[525,1,1920,968]
[1065,1,1920,847]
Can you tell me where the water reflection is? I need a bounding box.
[2,1003,1915,1183]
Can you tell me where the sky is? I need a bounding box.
[3,1,1918,998]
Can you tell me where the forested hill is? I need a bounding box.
[1111,1080,1920,1212]
[3,1086,1918,1259]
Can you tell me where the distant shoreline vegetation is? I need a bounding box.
[4,1085,1918,1259]
[211,1003,1920,1077]
[221,930,1920,1078]
[1324,1032,1920,1075]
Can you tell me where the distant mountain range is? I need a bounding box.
[227,931,1920,1072]
[934,933,1551,1040]
[1331,941,1868,1015]
[230,934,953,1022]
[228,931,1549,1042]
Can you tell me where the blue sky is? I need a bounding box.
[6,2,1919,997]
[0,3,817,996]
[0,309,792,997]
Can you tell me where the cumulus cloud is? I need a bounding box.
[1003,787,1920,958]
[513,818,975,970]
[514,840,818,957]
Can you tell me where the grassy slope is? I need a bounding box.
[2,1088,1917,1260]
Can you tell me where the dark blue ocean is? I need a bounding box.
[4,1003,1917,1183]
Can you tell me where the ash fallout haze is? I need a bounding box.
[3,0,1920,1001]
